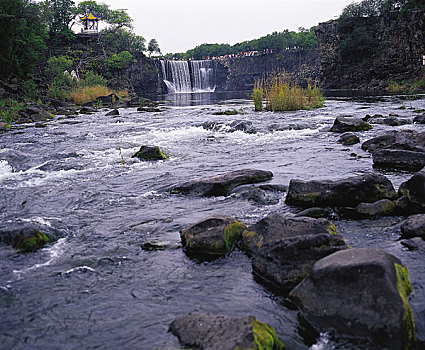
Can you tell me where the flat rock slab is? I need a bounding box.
[171,169,273,197]
[285,173,397,208]
[180,215,246,259]
[401,214,425,240]
[342,199,396,219]
[362,130,425,153]
[330,117,372,133]
[373,149,425,171]
[170,313,284,350]
[289,248,415,350]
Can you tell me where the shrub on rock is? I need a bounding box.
[289,248,415,350]
[170,313,284,350]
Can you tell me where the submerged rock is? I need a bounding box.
[213,109,239,115]
[171,169,273,197]
[0,227,58,253]
[400,214,425,240]
[170,313,284,350]
[373,149,425,171]
[330,116,372,133]
[285,173,397,208]
[180,215,246,259]
[132,145,166,161]
[289,248,415,350]
[338,132,360,146]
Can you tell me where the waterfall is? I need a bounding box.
[160,60,216,93]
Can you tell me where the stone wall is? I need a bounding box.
[315,10,425,90]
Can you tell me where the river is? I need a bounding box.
[0,92,424,349]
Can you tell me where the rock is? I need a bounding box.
[170,313,284,350]
[213,109,238,115]
[105,109,119,116]
[79,106,97,114]
[285,173,397,208]
[241,213,338,256]
[141,240,181,251]
[414,115,425,124]
[180,215,247,259]
[362,130,425,153]
[362,134,397,152]
[0,227,57,253]
[338,132,360,146]
[229,120,257,134]
[171,169,273,197]
[398,169,425,214]
[363,113,384,122]
[2,82,19,94]
[34,122,47,128]
[131,145,166,161]
[373,149,425,171]
[137,107,162,113]
[330,116,372,133]
[400,214,425,240]
[296,207,333,219]
[229,185,280,205]
[400,237,425,251]
[81,101,95,108]
[26,105,42,115]
[342,199,396,219]
[289,248,415,349]
[43,98,69,109]
[0,122,10,131]
[95,93,119,107]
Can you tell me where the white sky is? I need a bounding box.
[76,0,355,54]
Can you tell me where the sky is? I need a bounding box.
[76,0,355,54]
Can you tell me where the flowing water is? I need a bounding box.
[0,93,425,349]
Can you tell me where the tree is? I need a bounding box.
[0,0,47,80]
[42,0,76,43]
[101,28,145,53]
[147,39,161,56]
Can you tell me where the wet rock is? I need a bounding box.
[95,93,119,107]
[362,134,397,152]
[400,214,425,240]
[213,109,239,115]
[229,185,281,205]
[363,113,384,122]
[330,116,372,133]
[400,237,425,251]
[342,199,396,219]
[0,122,10,131]
[289,248,415,350]
[34,122,47,128]
[0,227,58,253]
[131,145,166,161]
[180,215,246,259]
[137,106,162,113]
[228,120,257,134]
[398,169,425,214]
[43,98,69,109]
[338,132,360,146]
[26,105,42,115]
[296,207,333,219]
[170,313,284,350]
[414,115,425,124]
[171,169,273,197]
[81,101,95,108]
[373,149,425,171]
[362,130,425,153]
[105,109,119,116]
[285,173,397,208]
[141,240,181,251]
[79,106,97,114]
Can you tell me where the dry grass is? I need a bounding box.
[253,73,324,112]
[68,85,113,105]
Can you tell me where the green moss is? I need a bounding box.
[14,231,50,253]
[381,200,396,215]
[394,263,415,349]
[295,192,320,205]
[224,220,247,252]
[247,316,284,350]
[327,222,337,235]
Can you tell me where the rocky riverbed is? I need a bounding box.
[0,92,424,349]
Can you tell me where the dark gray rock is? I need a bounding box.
[0,226,59,253]
[362,130,425,153]
[105,109,119,116]
[170,313,284,350]
[330,117,372,133]
[43,98,69,109]
[373,149,425,171]
[342,199,396,219]
[26,105,42,115]
[96,93,119,107]
[81,101,95,108]
[171,169,273,197]
[137,106,162,113]
[338,132,360,145]
[363,113,384,122]
[398,169,425,214]
[400,237,425,251]
[79,106,97,114]
[296,207,333,219]
[401,214,425,240]
[180,215,246,259]
[140,240,181,251]
[131,145,166,161]
[285,174,397,208]
[414,115,425,124]
[229,120,257,134]
[229,185,281,205]
[289,248,415,350]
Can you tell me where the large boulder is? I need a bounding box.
[285,174,397,208]
[373,149,425,171]
[398,169,425,214]
[289,248,415,349]
[341,199,396,219]
[180,215,246,259]
[362,130,425,153]
[241,213,347,292]
[132,145,166,161]
[338,132,360,146]
[95,93,119,107]
[330,117,372,133]
[171,169,273,197]
[170,313,284,350]
[400,214,425,240]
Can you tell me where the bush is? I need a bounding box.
[105,51,134,70]
[252,81,263,111]
[46,55,73,78]
[82,71,107,87]
[0,99,26,123]
[68,85,112,104]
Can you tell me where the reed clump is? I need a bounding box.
[68,85,113,105]
[253,74,324,112]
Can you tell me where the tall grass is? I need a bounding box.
[68,85,113,105]
[253,74,324,112]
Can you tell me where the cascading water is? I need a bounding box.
[160,60,216,93]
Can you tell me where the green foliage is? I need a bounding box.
[339,22,378,61]
[340,0,424,19]
[0,0,48,80]
[253,82,263,112]
[148,38,161,56]
[82,70,107,87]
[101,28,146,53]
[47,55,73,78]
[105,51,133,70]
[0,99,26,123]
[41,0,76,44]
[21,79,38,99]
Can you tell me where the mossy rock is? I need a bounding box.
[132,145,166,161]
[13,230,51,253]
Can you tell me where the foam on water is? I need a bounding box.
[0,160,14,182]
[310,333,336,350]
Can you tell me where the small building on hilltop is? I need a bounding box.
[80,10,102,35]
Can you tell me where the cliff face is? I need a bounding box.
[315,10,425,90]
[215,50,319,91]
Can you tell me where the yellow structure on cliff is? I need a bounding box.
[80,10,101,34]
